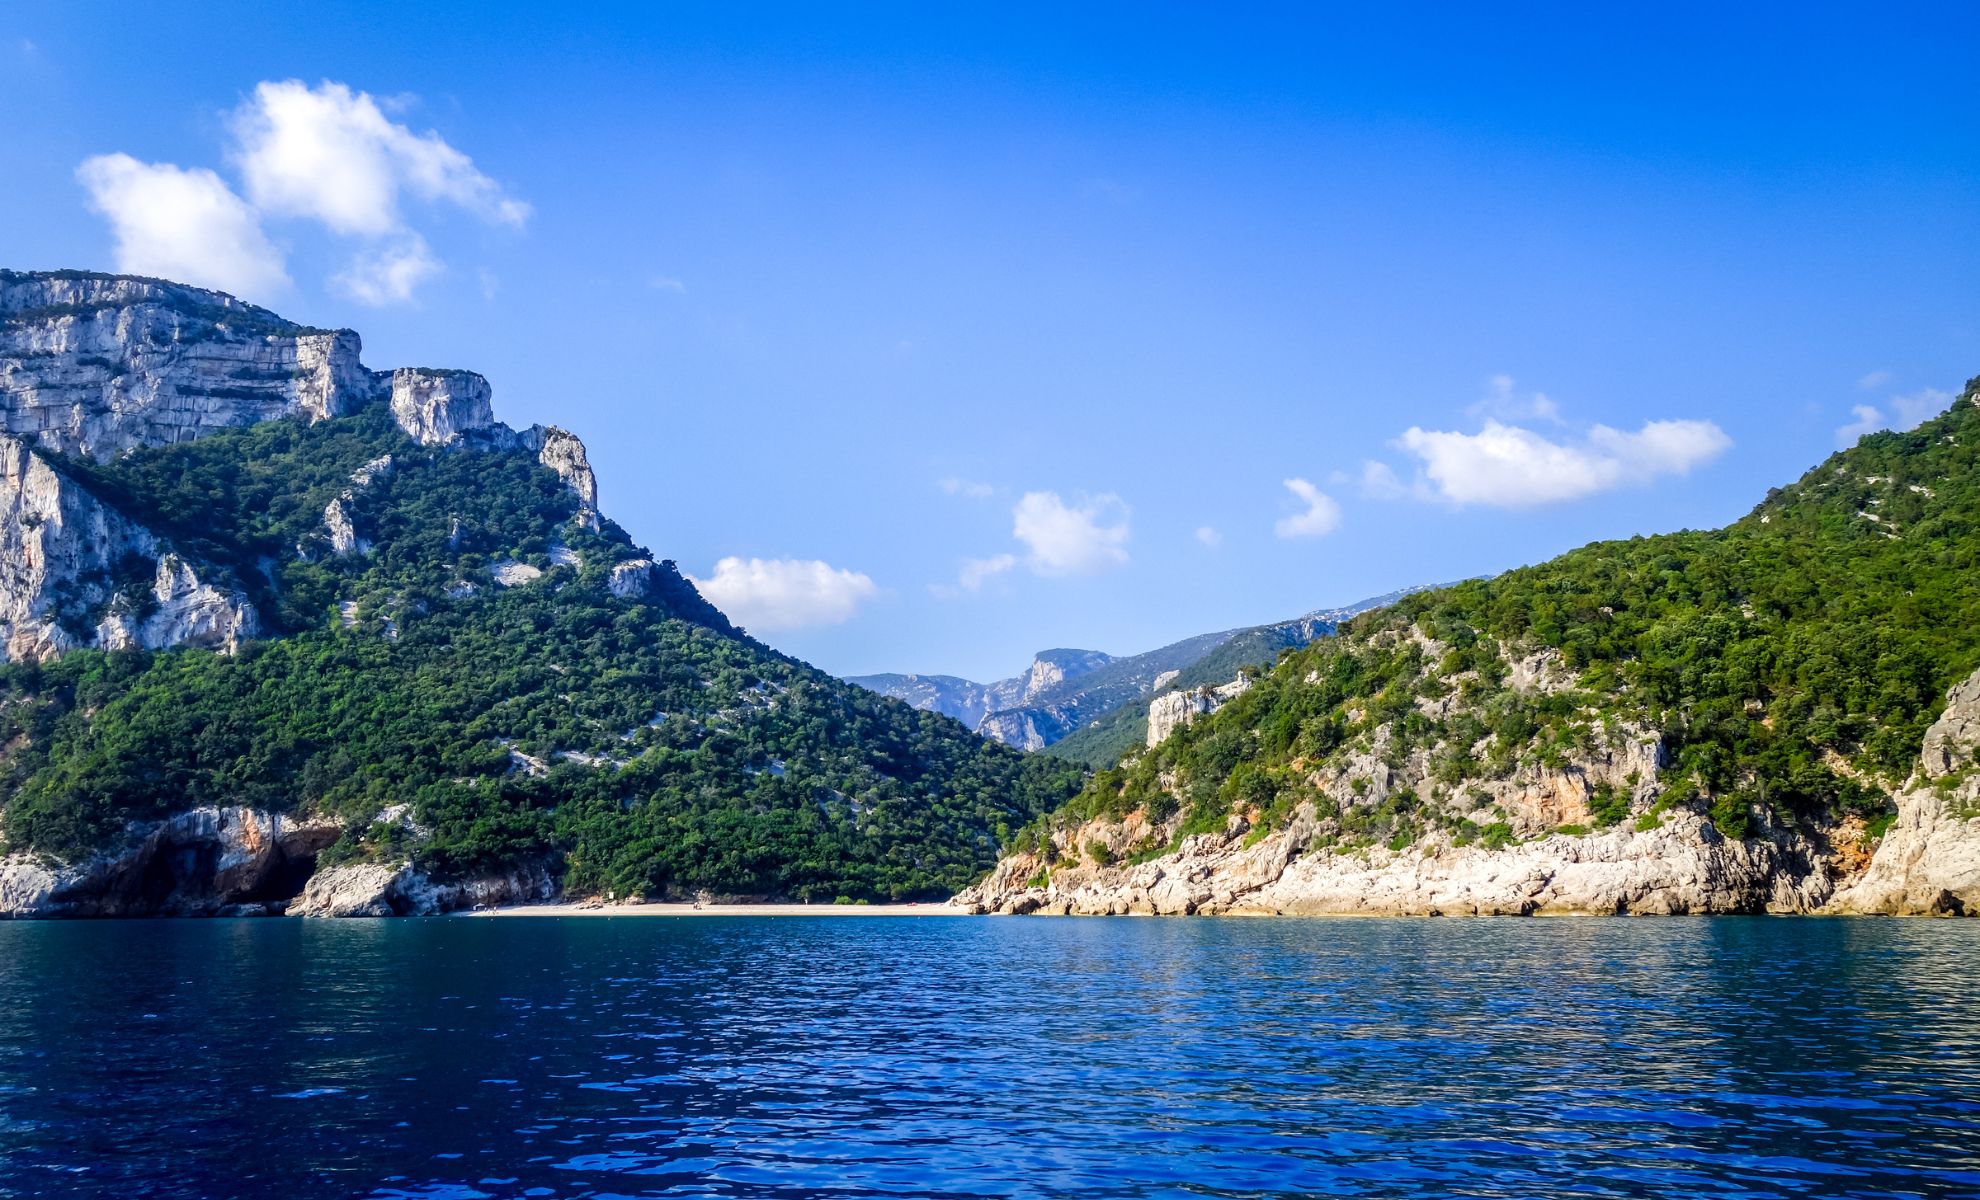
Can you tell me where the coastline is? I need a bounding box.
[459,900,964,918]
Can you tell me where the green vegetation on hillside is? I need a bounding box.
[1049,620,1328,768]
[0,410,1082,900]
[1021,382,1980,857]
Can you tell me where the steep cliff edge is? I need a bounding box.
[0,270,370,459]
[1830,671,1980,914]
[0,270,1081,916]
[962,381,1980,917]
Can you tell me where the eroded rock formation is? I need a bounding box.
[957,666,1980,919]
[0,807,340,917]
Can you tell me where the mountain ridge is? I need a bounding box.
[851,589,1431,757]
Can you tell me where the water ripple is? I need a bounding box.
[0,917,1976,1199]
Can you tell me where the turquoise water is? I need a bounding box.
[1,916,1977,1199]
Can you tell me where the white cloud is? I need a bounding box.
[1351,459,1423,501]
[1891,388,1951,427]
[231,79,529,236]
[1836,404,1885,446]
[1397,417,1730,508]
[648,275,687,293]
[1857,369,1893,391]
[1273,478,1342,538]
[957,553,1017,589]
[333,235,442,305]
[688,556,878,633]
[939,477,995,499]
[931,553,1019,596]
[1836,388,1951,445]
[1468,374,1561,423]
[77,79,526,307]
[1195,525,1222,548]
[1011,491,1131,575]
[76,154,288,299]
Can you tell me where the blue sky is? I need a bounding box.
[3,3,1976,680]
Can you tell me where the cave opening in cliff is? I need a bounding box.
[238,852,320,905]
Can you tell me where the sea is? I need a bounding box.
[2,915,1977,1199]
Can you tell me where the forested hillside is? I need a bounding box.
[1014,382,1980,863]
[0,273,1082,908]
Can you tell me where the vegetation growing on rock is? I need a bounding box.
[0,278,1082,903]
[1011,380,1980,870]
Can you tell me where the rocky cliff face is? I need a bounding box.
[0,271,606,666]
[0,433,258,661]
[0,807,340,917]
[387,367,494,445]
[850,648,1117,736]
[290,859,556,917]
[958,659,1980,918]
[0,271,372,460]
[1145,676,1252,747]
[1829,670,1980,915]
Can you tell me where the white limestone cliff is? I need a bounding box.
[0,272,372,460]
[609,558,656,597]
[521,425,601,529]
[0,434,256,662]
[1146,676,1253,747]
[388,367,496,445]
[0,272,615,664]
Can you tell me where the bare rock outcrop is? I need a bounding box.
[962,665,1980,919]
[956,804,1829,918]
[1828,668,1980,915]
[0,807,340,917]
[0,271,371,460]
[0,435,257,662]
[520,425,601,529]
[388,368,496,445]
[291,859,557,917]
[1146,676,1253,747]
[609,558,656,598]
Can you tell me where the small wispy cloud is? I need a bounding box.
[939,477,994,500]
[930,553,1018,599]
[1195,526,1222,548]
[1857,369,1893,391]
[935,488,1132,595]
[1273,478,1342,539]
[1835,388,1951,446]
[332,235,441,305]
[1467,374,1561,424]
[649,275,686,293]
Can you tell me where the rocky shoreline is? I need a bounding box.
[6,669,1975,921]
[954,668,1980,920]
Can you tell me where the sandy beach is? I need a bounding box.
[459,901,965,918]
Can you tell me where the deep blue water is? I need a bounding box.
[2,917,1978,1200]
